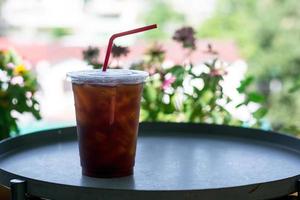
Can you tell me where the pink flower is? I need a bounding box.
[210,69,228,77]
[148,67,156,75]
[162,75,176,90]
[7,63,15,69]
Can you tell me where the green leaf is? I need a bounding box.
[237,76,254,93]
[162,102,176,114]
[253,107,268,119]
[236,102,245,108]
[202,90,214,104]
[143,85,157,102]
[289,83,300,93]
[247,92,265,103]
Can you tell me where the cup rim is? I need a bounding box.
[67,69,149,85]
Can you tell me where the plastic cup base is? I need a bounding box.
[82,168,133,178]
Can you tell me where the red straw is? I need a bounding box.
[102,24,157,72]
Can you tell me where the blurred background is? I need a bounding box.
[0,0,299,136]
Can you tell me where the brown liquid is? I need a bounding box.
[72,83,143,178]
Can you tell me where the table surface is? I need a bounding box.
[0,123,300,200]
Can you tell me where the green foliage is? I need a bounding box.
[138,59,265,125]
[141,0,185,40]
[198,0,258,58]
[199,0,300,79]
[50,27,72,39]
[198,0,300,134]
[289,81,300,93]
[0,49,41,139]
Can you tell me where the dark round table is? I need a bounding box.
[0,122,300,200]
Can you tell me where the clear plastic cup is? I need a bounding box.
[67,69,148,178]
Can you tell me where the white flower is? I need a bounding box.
[11,76,24,86]
[0,69,10,82]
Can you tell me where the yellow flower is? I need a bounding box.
[14,64,27,75]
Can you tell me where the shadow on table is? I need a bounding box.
[80,175,136,189]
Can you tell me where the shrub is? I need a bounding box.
[0,49,41,139]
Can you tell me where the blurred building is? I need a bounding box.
[1,0,216,45]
